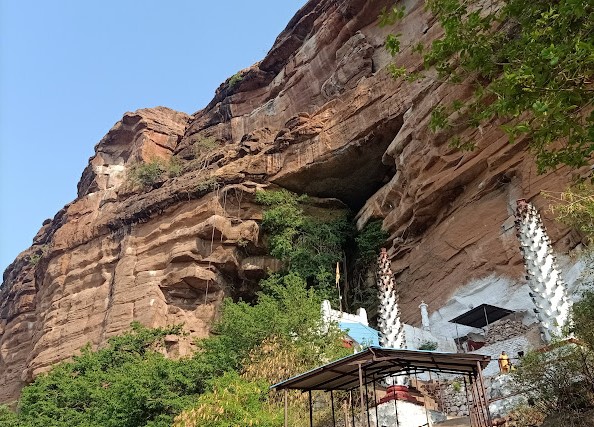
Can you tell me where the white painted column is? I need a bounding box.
[377,248,405,348]
[515,199,572,343]
[419,300,430,331]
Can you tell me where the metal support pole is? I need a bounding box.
[284,389,288,427]
[373,376,379,427]
[350,390,356,427]
[392,392,400,427]
[365,372,371,427]
[331,390,336,427]
[476,361,492,427]
[309,390,313,427]
[358,363,366,425]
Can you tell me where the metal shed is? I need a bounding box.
[272,346,492,427]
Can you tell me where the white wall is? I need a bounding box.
[368,400,446,427]
[470,335,534,377]
[403,324,457,353]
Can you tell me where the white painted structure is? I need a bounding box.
[419,301,430,331]
[515,199,572,342]
[368,400,447,427]
[321,300,369,326]
[377,248,406,349]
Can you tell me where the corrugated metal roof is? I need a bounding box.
[449,304,514,328]
[271,346,491,391]
[338,322,380,347]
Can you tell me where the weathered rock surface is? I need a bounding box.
[0,0,587,402]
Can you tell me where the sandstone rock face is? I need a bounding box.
[0,0,585,402]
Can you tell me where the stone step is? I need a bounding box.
[434,416,471,426]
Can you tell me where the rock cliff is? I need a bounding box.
[0,0,585,403]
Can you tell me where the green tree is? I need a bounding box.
[177,271,349,427]
[5,323,208,427]
[382,0,594,173]
[197,271,343,374]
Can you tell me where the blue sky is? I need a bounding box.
[0,1,306,275]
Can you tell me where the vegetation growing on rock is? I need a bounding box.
[545,182,594,243]
[382,0,594,173]
[255,189,352,299]
[0,323,207,427]
[127,157,183,187]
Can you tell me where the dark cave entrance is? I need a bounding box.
[272,115,402,212]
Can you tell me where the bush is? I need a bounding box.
[197,272,332,374]
[511,290,594,422]
[571,290,594,350]
[5,323,209,427]
[355,220,388,267]
[418,341,438,351]
[193,137,218,156]
[545,183,594,243]
[128,159,166,186]
[173,372,281,427]
[194,177,217,192]
[127,157,184,187]
[228,72,243,88]
[512,344,594,419]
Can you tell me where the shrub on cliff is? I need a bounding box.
[127,157,183,187]
[545,182,594,244]
[255,189,352,298]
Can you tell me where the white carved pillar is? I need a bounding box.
[377,248,406,349]
[515,199,572,343]
[419,300,430,331]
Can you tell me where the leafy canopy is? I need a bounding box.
[197,271,340,374]
[382,0,594,173]
[1,323,208,427]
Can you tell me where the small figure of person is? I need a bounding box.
[498,351,511,373]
